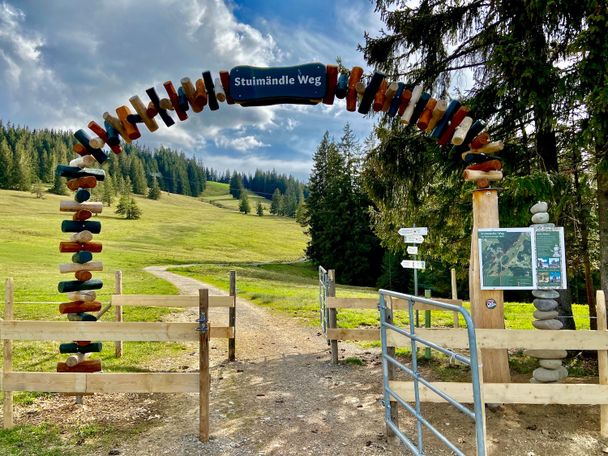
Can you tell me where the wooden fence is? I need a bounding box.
[1,278,213,442]
[388,290,608,437]
[323,269,462,363]
[111,270,237,361]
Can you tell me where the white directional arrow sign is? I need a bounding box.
[401,260,426,269]
[407,246,419,255]
[398,227,428,236]
[403,234,424,244]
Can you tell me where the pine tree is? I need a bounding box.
[256,201,264,216]
[239,192,250,214]
[31,179,44,199]
[115,194,130,216]
[147,176,161,200]
[129,156,147,195]
[229,172,243,199]
[270,188,282,214]
[125,198,142,220]
[0,138,12,188]
[102,175,115,206]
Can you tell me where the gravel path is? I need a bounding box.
[113,266,403,456]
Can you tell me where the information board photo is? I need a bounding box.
[478,227,566,290]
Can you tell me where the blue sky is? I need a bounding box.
[0,0,384,180]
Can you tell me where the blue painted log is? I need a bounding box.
[178,87,190,112]
[146,87,175,127]
[61,220,101,234]
[60,342,102,353]
[357,71,385,115]
[127,114,143,124]
[387,82,405,117]
[73,129,108,164]
[74,188,90,203]
[72,251,93,264]
[203,71,219,111]
[409,92,431,126]
[431,100,461,139]
[57,279,103,293]
[335,73,348,99]
[104,120,121,147]
[56,165,105,181]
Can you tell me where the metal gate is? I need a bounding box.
[378,289,486,455]
[318,266,329,336]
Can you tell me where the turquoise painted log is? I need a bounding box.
[72,251,93,264]
[146,87,175,127]
[56,165,105,181]
[73,129,108,164]
[60,341,102,353]
[335,73,348,99]
[57,279,103,293]
[74,188,90,203]
[453,119,486,154]
[104,120,121,147]
[387,82,405,117]
[178,87,190,112]
[358,71,385,115]
[409,92,431,126]
[203,71,219,111]
[61,220,101,234]
[431,99,461,139]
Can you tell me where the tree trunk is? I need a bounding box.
[598,154,608,302]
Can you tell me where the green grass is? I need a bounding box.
[201,181,271,213]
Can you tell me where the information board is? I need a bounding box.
[478,227,566,290]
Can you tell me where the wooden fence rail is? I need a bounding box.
[1,278,211,442]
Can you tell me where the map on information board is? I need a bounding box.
[478,227,566,290]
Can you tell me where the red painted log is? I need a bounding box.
[471,132,491,149]
[59,301,102,314]
[75,270,93,282]
[73,143,88,156]
[66,177,97,191]
[164,81,188,121]
[397,88,412,117]
[346,67,363,112]
[59,242,103,253]
[437,106,470,145]
[416,98,437,131]
[373,79,387,112]
[72,210,93,221]
[466,159,503,172]
[219,70,235,104]
[323,65,338,105]
[57,359,101,373]
[194,79,208,109]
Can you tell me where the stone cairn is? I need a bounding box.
[524,201,568,383]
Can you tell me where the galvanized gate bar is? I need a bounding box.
[318,266,329,336]
[379,289,486,456]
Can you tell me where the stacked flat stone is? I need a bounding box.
[525,201,568,383]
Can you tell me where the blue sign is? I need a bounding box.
[230,63,326,106]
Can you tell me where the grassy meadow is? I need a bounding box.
[201,181,270,213]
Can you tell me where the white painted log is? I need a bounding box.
[471,141,504,154]
[67,313,82,322]
[67,290,96,302]
[70,230,94,243]
[355,80,366,95]
[59,261,103,274]
[69,155,96,168]
[65,353,89,367]
[401,84,423,124]
[89,137,105,149]
[451,116,473,145]
[130,95,159,132]
[214,78,226,102]
[463,169,503,182]
[159,98,174,111]
[425,99,448,132]
[60,201,103,214]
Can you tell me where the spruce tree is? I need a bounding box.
[0,138,12,189]
[270,188,282,214]
[239,192,250,214]
[125,198,142,220]
[102,175,115,206]
[256,201,264,216]
[147,176,161,200]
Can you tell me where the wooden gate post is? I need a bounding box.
[3,278,14,428]
[327,270,339,364]
[469,189,511,383]
[115,270,123,358]
[597,290,608,437]
[228,271,236,361]
[199,288,210,442]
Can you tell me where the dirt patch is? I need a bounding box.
[7,266,608,455]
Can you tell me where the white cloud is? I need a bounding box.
[215,135,269,152]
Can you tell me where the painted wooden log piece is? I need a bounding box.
[56,165,105,181]
[358,71,385,114]
[60,201,103,214]
[89,137,105,149]
[409,91,431,126]
[67,290,96,302]
[322,65,338,105]
[59,300,102,314]
[73,129,109,164]
[373,79,388,112]
[164,81,188,120]
[219,70,235,104]
[431,99,461,138]
[387,82,405,117]
[397,86,413,116]
[67,313,97,322]
[214,78,226,103]
[74,188,90,203]
[60,342,103,354]
[453,119,486,154]
[66,176,97,191]
[75,270,93,281]
[470,132,490,149]
[116,106,142,140]
[451,116,473,146]
[463,169,503,182]
[180,77,203,112]
[177,87,190,112]
[346,67,363,112]
[202,71,219,111]
[382,82,398,112]
[194,79,208,109]
[73,143,88,156]
[334,72,348,99]
[467,141,504,155]
[102,120,123,153]
[59,261,103,273]
[416,97,437,130]
[69,230,94,243]
[437,106,470,145]
[400,84,422,124]
[425,99,448,133]
[72,251,93,263]
[72,210,93,222]
[57,279,103,293]
[69,155,96,169]
[59,242,102,253]
[57,359,102,373]
[146,87,175,127]
[129,95,159,132]
[465,159,503,172]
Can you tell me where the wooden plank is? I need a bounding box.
[3,372,199,393]
[327,296,462,311]
[3,278,13,428]
[327,328,379,341]
[386,327,608,350]
[597,290,608,437]
[199,289,210,443]
[1,321,233,341]
[111,294,234,308]
[390,381,608,405]
[469,188,510,383]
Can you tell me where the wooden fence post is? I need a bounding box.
[3,278,14,428]
[199,288,210,442]
[386,304,399,439]
[228,271,236,362]
[597,290,607,437]
[115,270,123,358]
[451,268,459,328]
[327,270,338,364]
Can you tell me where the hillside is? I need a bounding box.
[0,188,307,306]
[201,181,270,213]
